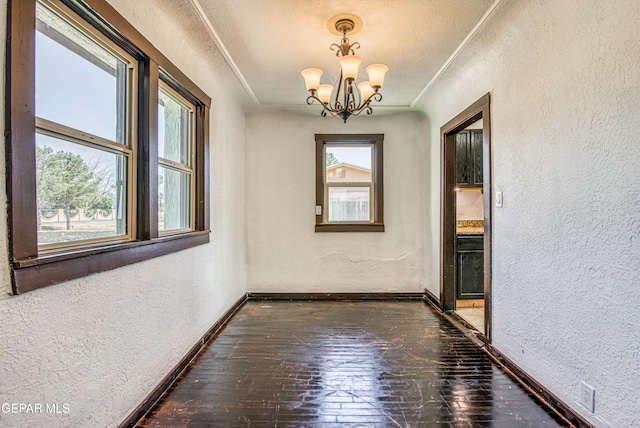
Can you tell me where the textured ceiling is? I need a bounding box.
[183,0,496,110]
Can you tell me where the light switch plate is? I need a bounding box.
[495,191,503,208]
[580,381,595,412]
[315,205,322,216]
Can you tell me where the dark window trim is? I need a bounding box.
[315,134,384,233]
[13,232,210,294]
[6,0,211,294]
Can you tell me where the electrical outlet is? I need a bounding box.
[580,381,595,412]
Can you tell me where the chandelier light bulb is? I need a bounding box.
[358,81,375,100]
[301,68,323,91]
[366,64,389,88]
[317,84,334,104]
[338,55,362,81]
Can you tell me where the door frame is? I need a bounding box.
[440,93,492,341]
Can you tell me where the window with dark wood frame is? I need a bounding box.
[6,0,211,294]
[315,134,384,232]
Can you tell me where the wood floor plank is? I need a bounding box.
[136,301,567,427]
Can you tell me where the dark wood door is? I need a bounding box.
[456,235,484,299]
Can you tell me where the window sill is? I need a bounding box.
[315,223,384,233]
[11,231,210,294]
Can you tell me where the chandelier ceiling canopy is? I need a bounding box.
[301,13,389,123]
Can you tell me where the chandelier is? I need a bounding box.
[301,14,389,123]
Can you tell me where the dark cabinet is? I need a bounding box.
[456,235,484,299]
[455,130,483,188]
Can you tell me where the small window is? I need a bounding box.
[158,82,195,233]
[315,134,384,232]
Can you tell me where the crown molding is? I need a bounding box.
[410,0,505,109]
[189,0,260,106]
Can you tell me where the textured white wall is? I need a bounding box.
[246,111,430,293]
[0,1,247,427]
[414,0,640,426]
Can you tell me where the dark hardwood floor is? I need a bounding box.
[136,301,567,427]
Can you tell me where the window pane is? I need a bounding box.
[36,1,128,143]
[328,187,371,221]
[36,134,127,246]
[159,89,191,165]
[159,167,191,231]
[326,146,372,183]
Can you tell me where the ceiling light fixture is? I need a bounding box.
[301,13,388,123]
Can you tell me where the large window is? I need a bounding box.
[315,134,384,232]
[35,0,135,251]
[6,0,211,294]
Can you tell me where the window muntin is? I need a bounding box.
[158,82,195,233]
[35,0,136,251]
[324,144,374,223]
[315,134,384,232]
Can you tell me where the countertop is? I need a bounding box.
[457,220,484,235]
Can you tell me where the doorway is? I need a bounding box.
[440,94,492,340]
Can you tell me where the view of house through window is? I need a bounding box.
[35,0,134,248]
[316,134,384,232]
[325,145,373,222]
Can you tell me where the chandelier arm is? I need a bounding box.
[306,94,339,114]
[349,96,358,111]
[356,92,382,114]
[344,78,355,113]
[321,108,341,118]
[345,81,350,108]
[350,92,382,114]
[352,105,374,117]
[322,107,339,117]
[305,94,318,106]
[351,79,361,109]
[305,94,329,107]
[330,37,360,57]
[334,70,344,107]
[361,92,382,106]
[330,43,342,57]
[351,103,369,116]
[368,92,383,104]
